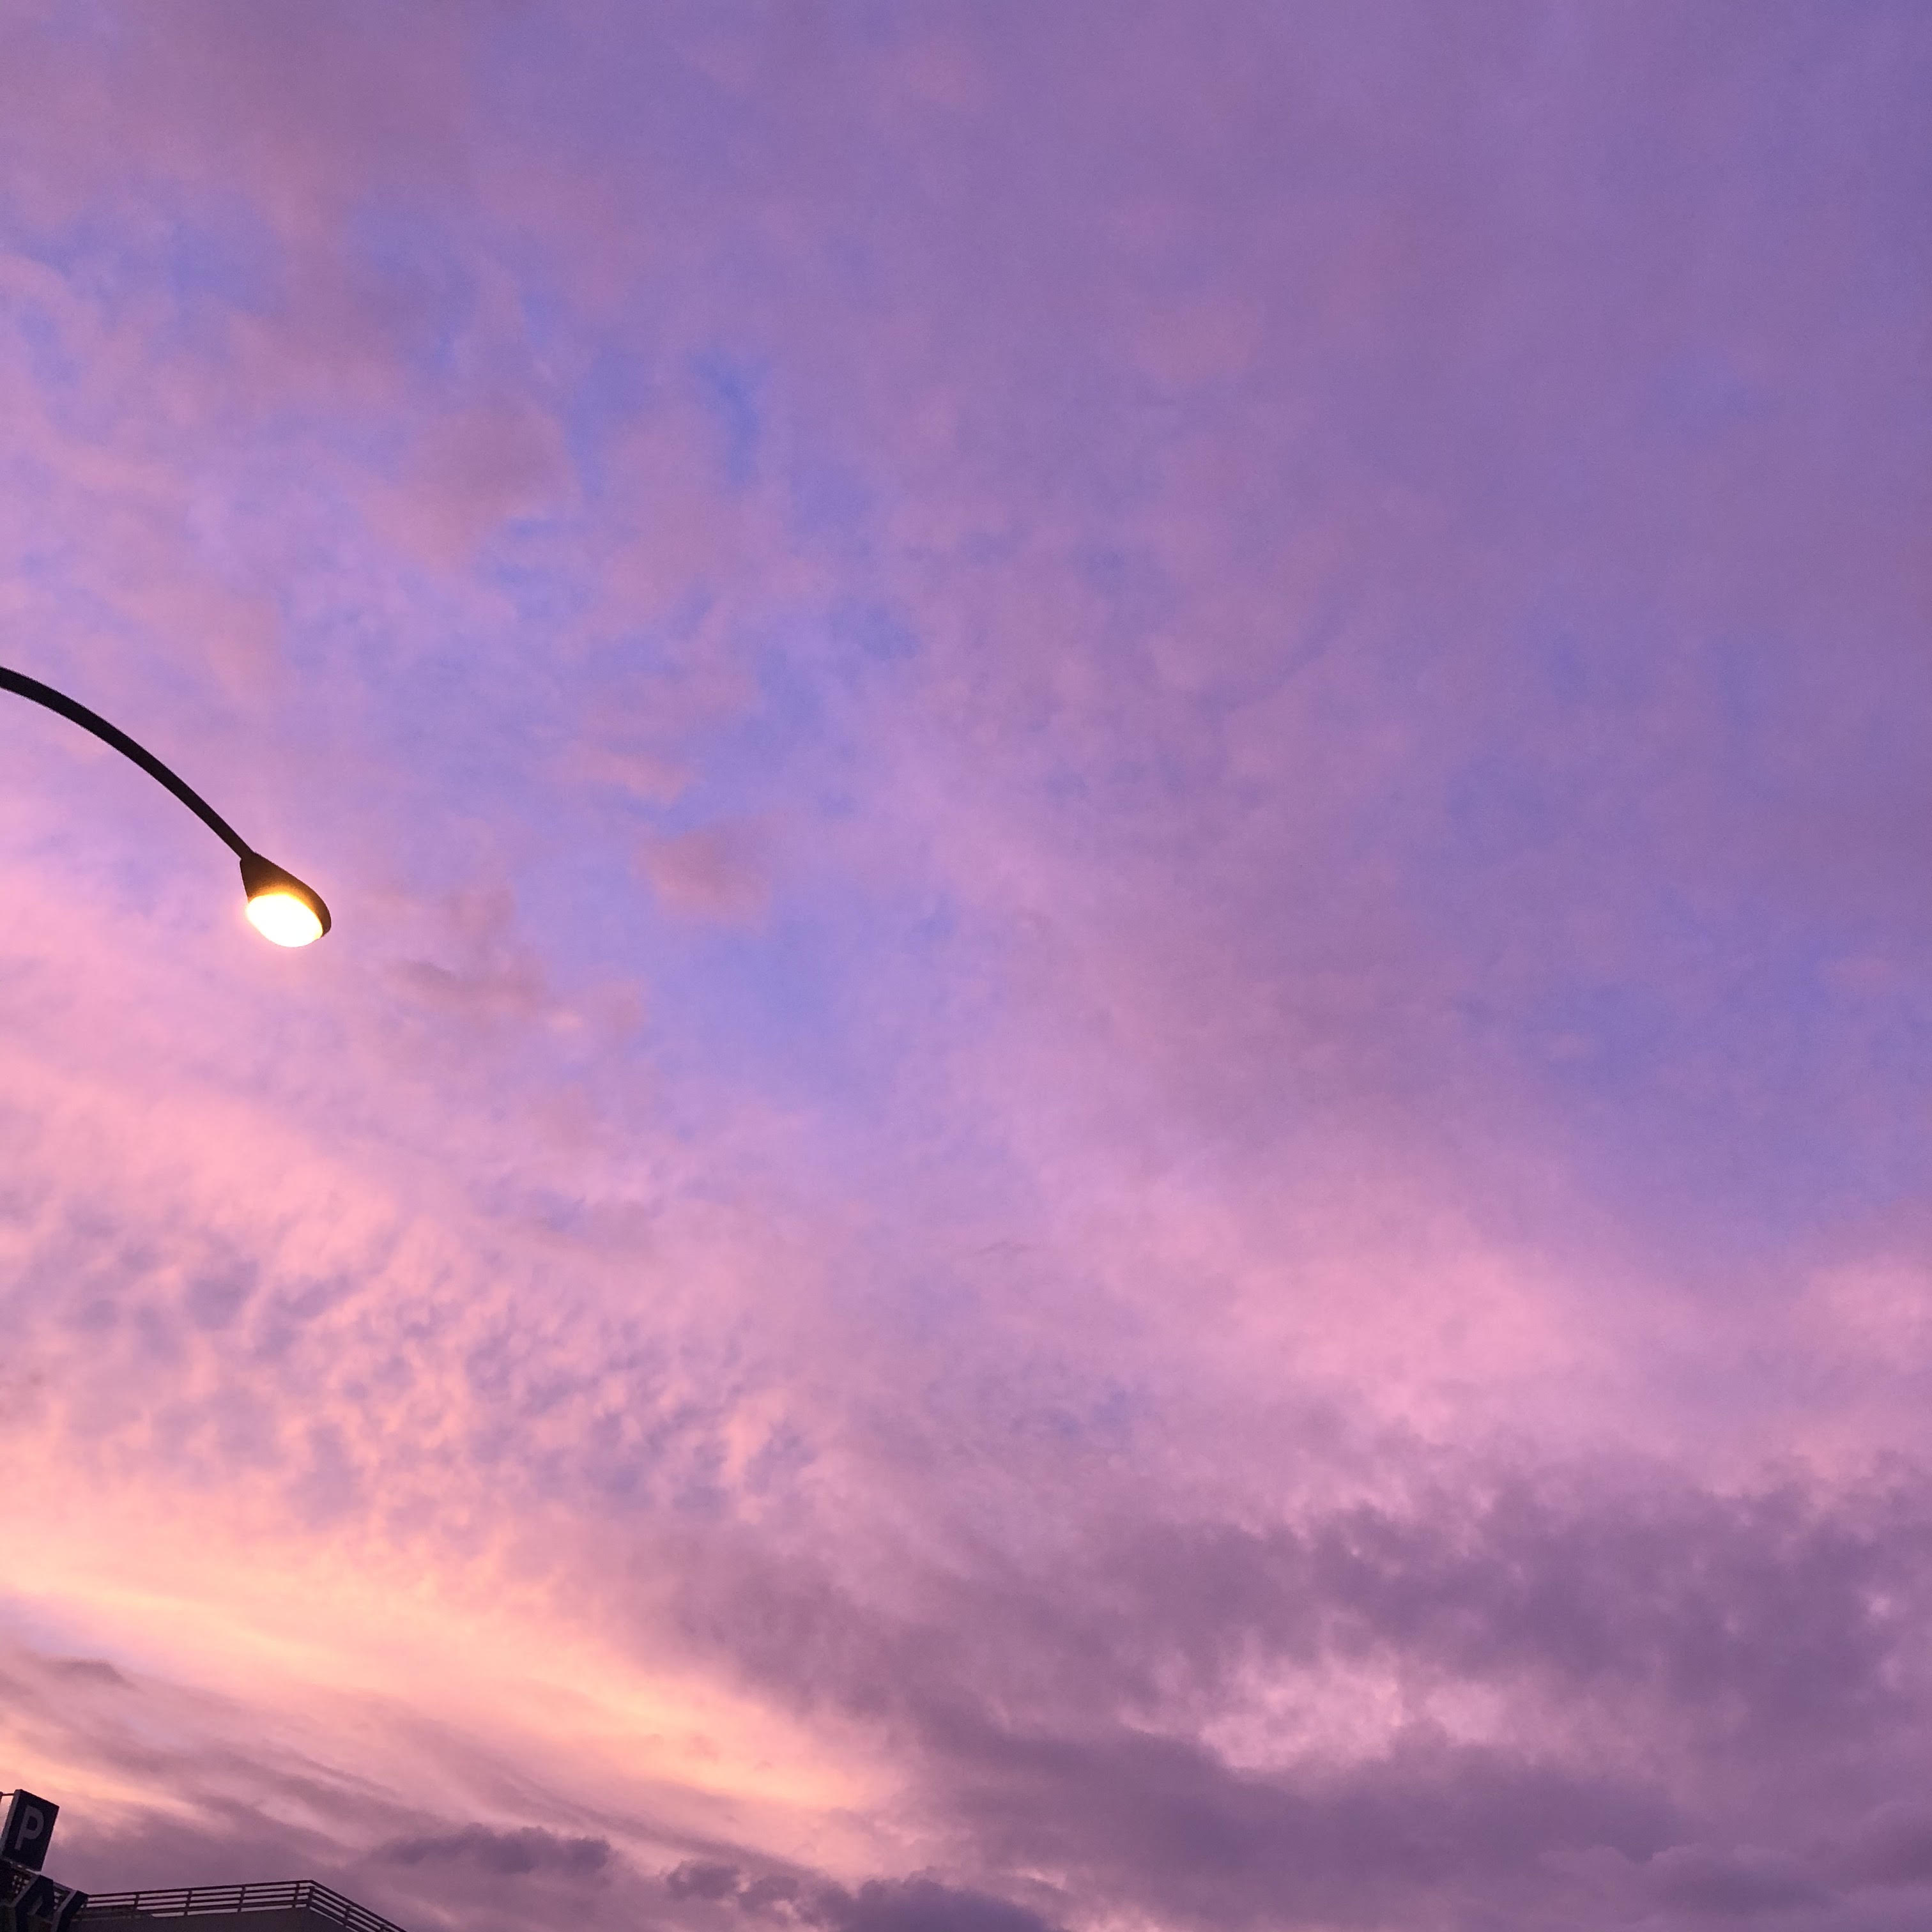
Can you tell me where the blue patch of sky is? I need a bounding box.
[11,199,277,315]
[1539,617,1657,714]
[649,910,850,1090]
[1495,879,1932,1261]
[343,201,479,383]
[618,601,921,849]
[10,303,79,406]
[631,887,1023,1222]
[1078,540,1174,630]
[786,450,877,552]
[691,350,765,487]
[506,259,663,498]
[1438,749,1574,868]
[303,301,957,1140]
[560,342,657,497]
[565,619,968,1136]
[475,4,756,177]
[434,619,928,1132]
[1399,607,1932,1262]
[1562,1022,1932,1264]
[3,195,282,388]
[829,599,919,668]
[476,551,600,632]
[1650,348,1768,444]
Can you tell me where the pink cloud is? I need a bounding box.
[1,5,1929,1930]
[382,399,575,570]
[638,821,772,924]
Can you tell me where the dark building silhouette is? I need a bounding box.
[76,1882,408,1932]
[3,1790,408,1932]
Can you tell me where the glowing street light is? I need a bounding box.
[240,852,331,946]
[1,663,332,945]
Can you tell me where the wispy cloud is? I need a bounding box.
[1,4,1929,1928]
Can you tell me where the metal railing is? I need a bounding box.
[75,1881,408,1932]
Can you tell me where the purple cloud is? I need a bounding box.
[1,4,1929,1929]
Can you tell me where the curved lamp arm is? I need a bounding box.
[0,662,331,944]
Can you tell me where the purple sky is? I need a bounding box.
[2,4,1930,1928]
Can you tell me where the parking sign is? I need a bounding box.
[0,1797,55,1873]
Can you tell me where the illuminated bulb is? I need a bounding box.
[247,888,325,947]
[239,851,332,946]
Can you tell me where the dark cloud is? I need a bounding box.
[1646,1843,1828,1916]
[665,1860,740,1902]
[1837,1804,1932,1889]
[817,1876,1062,1932]
[937,1721,1672,1930]
[1091,1479,1924,1747]
[662,1864,1062,1932]
[686,1468,1931,1745]
[46,1659,132,1689]
[379,1823,610,1878]
[657,1464,1932,1928]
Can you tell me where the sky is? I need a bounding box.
[0,3,1929,1928]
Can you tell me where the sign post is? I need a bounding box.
[5,1873,87,1932]
[0,1794,84,1931]
[0,1799,54,1873]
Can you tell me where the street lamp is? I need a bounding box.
[1,663,332,945]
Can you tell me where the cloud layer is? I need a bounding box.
[2,4,1931,1928]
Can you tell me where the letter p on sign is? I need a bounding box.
[2,1791,57,1870]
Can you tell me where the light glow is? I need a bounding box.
[246,889,325,947]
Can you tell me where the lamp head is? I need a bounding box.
[240,851,331,946]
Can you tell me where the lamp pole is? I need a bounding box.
[0,663,331,944]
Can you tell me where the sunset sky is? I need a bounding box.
[3,6,1931,1929]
